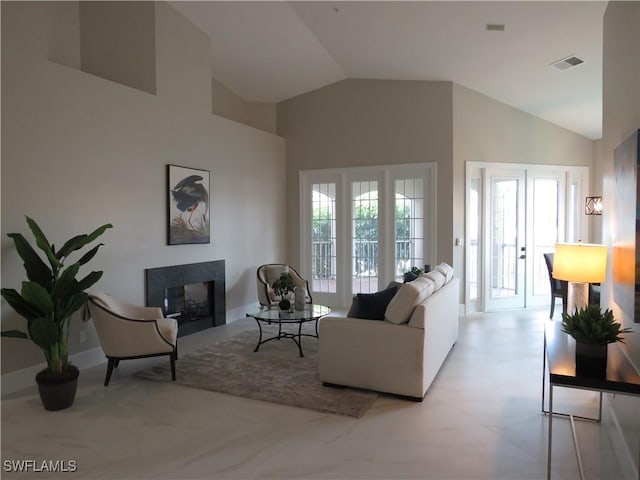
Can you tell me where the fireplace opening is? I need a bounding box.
[163,282,211,323]
[146,260,225,337]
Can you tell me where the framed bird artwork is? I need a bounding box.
[167,164,210,245]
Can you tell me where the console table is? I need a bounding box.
[545,321,640,479]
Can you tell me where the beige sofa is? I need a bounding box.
[319,270,459,400]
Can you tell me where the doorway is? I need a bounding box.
[466,162,589,313]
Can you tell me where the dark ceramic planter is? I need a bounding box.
[278,299,291,311]
[575,342,608,378]
[36,367,79,411]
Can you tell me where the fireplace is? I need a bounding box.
[145,260,225,337]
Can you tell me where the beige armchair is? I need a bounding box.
[256,264,312,307]
[87,293,178,386]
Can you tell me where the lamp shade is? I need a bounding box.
[553,243,607,283]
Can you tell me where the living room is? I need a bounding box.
[2,1,638,479]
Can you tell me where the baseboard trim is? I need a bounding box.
[1,347,105,396]
[603,393,639,479]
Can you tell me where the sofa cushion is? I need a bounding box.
[385,277,434,325]
[424,270,446,290]
[435,262,454,283]
[414,276,436,301]
[349,285,399,320]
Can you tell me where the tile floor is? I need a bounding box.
[1,308,627,479]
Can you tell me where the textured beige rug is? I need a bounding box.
[136,325,378,418]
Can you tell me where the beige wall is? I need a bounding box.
[1,1,286,374]
[277,79,454,272]
[212,79,277,134]
[80,1,157,95]
[277,78,594,301]
[601,1,640,473]
[452,84,595,298]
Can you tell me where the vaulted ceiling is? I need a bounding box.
[171,1,607,139]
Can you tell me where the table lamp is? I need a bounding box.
[552,243,607,313]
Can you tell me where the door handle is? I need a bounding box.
[519,254,526,259]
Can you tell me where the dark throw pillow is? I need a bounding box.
[349,285,399,320]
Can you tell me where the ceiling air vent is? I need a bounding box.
[486,24,505,31]
[551,55,585,70]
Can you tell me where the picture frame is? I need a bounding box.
[167,164,210,245]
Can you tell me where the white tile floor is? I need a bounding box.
[1,308,627,479]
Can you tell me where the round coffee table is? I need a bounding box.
[246,304,331,357]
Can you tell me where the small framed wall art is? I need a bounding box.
[167,164,210,245]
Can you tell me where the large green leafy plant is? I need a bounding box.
[272,273,295,298]
[1,216,112,380]
[561,304,632,345]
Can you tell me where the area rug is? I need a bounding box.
[136,325,378,418]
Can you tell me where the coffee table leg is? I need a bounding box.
[297,321,304,357]
[253,318,263,352]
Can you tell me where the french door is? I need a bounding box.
[300,163,436,307]
[466,162,588,312]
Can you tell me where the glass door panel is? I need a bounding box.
[352,181,379,294]
[468,176,481,303]
[526,174,564,307]
[394,178,424,282]
[532,179,558,298]
[487,174,525,310]
[311,183,336,293]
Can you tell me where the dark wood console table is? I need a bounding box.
[545,321,640,479]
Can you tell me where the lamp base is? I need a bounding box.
[567,282,589,314]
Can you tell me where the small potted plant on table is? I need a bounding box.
[272,272,295,311]
[1,216,112,410]
[561,304,632,377]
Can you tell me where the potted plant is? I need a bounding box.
[272,272,295,310]
[403,266,424,283]
[1,216,112,410]
[561,304,632,377]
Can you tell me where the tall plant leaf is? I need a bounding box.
[59,292,88,320]
[0,330,29,339]
[77,243,103,266]
[0,288,42,321]
[25,216,61,270]
[7,233,52,287]
[76,270,104,291]
[21,281,54,314]
[56,224,112,259]
[55,234,88,260]
[52,263,80,299]
[28,317,60,350]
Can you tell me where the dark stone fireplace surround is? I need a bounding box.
[145,260,225,337]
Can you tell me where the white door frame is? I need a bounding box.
[465,161,590,313]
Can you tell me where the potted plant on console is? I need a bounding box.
[1,216,112,410]
[561,304,632,377]
[272,272,294,311]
